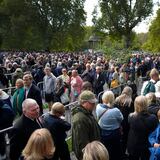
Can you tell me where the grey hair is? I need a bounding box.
[22,98,37,112]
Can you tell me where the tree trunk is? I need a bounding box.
[124,32,131,48]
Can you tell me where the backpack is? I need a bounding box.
[111,79,119,88]
[143,81,155,96]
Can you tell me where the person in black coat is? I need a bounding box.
[9,99,43,160]
[81,63,94,85]
[93,66,105,96]
[146,92,160,117]
[115,86,134,158]
[42,102,71,160]
[127,96,158,160]
[23,72,43,114]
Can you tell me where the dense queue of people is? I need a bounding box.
[1,51,160,160]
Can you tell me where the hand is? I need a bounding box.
[154,143,160,148]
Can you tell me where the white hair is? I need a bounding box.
[22,98,37,112]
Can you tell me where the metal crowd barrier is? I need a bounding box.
[2,86,16,96]
[0,126,13,134]
[37,81,44,98]
[98,83,127,103]
[64,101,78,137]
[4,73,14,77]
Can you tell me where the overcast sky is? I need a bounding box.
[84,0,160,33]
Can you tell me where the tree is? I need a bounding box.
[143,8,160,52]
[98,0,153,48]
[0,0,86,51]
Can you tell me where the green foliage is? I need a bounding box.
[0,0,86,51]
[66,136,72,152]
[132,33,148,50]
[143,8,160,52]
[97,0,153,48]
[99,36,131,63]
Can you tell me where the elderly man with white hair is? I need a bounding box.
[9,98,42,160]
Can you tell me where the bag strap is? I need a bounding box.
[98,108,109,121]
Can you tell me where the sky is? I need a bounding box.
[84,0,160,33]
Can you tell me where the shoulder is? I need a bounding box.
[13,115,26,129]
[73,109,91,125]
[128,112,137,121]
[109,107,121,113]
[147,113,158,121]
[31,84,40,92]
[73,110,87,121]
[42,112,51,120]
[96,104,107,112]
[143,81,149,86]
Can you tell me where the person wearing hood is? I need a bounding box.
[0,89,12,109]
[72,90,100,160]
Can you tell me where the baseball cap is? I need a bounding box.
[79,91,97,103]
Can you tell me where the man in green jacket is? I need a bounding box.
[72,90,101,160]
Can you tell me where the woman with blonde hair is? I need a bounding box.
[83,141,109,160]
[115,86,134,157]
[96,90,123,160]
[21,128,55,160]
[127,96,158,160]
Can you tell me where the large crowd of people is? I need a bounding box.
[0,51,160,160]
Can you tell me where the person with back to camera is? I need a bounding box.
[146,92,160,117]
[83,141,109,160]
[96,90,123,160]
[127,96,158,160]
[115,86,134,158]
[20,128,55,160]
[42,102,71,160]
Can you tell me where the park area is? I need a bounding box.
[0,0,160,160]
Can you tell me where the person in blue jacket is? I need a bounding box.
[149,110,160,160]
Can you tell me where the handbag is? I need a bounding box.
[73,90,79,97]
[60,88,70,104]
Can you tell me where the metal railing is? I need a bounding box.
[4,73,14,77]
[2,86,16,96]
[37,81,44,98]
[0,126,13,134]
[98,83,127,103]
